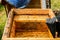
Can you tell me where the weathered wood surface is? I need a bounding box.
[2,9,57,40]
[15,22,48,32]
[13,9,55,18]
[15,32,51,38]
[14,22,53,38]
[2,9,14,40]
[13,9,56,21]
[4,38,60,40]
[14,15,49,22]
[10,21,16,38]
[14,9,56,22]
[13,9,50,15]
[6,37,60,40]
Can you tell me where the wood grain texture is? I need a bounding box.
[2,9,56,40]
[2,9,14,40]
[10,21,16,38]
[5,38,60,40]
[14,15,49,22]
[15,22,53,38]
[13,9,50,15]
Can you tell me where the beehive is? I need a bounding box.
[2,9,58,40]
[2,0,60,40]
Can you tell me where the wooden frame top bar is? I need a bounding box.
[14,15,49,22]
[13,9,56,22]
[6,38,54,40]
[13,9,50,15]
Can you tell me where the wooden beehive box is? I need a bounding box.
[2,0,60,40]
[2,9,59,40]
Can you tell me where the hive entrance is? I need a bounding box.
[10,22,52,38]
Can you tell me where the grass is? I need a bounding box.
[51,0,60,10]
[0,4,7,40]
[0,0,60,40]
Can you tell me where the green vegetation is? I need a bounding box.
[0,4,7,40]
[51,0,60,10]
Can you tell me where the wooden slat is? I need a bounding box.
[14,15,49,22]
[4,38,60,40]
[10,21,15,38]
[15,23,53,38]
[41,23,53,38]
[2,9,14,40]
[13,9,50,15]
[15,32,50,38]
[48,28,53,38]
[5,38,55,40]
[15,22,48,32]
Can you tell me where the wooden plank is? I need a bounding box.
[2,37,60,40]
[10,21,16,38]
[15,32,50,38]
[48,28,53,38]
[13,9,50,15]
[5,38,55,40]
[55,38,60,40]
[15,22,53,38]
[39,23,53,38]
[4,38,60,40]
[15,22,48,32]
[14,15,49,22]
[2,9,14,40]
